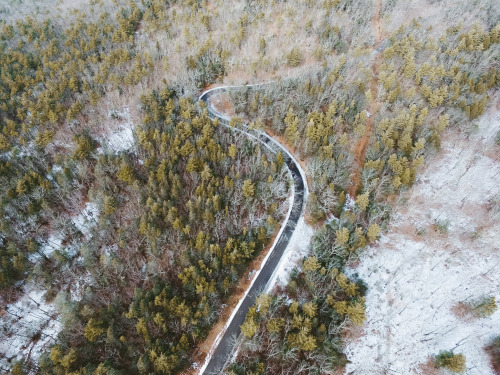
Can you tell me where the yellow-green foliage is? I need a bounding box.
[286,47,303,67]
[356,192,369,211]
[366,223,381,242]
[435,351,466,373]
[303,256,321,272]
[241,316,259,338]
[84,318,105,342]
[335,227,350,245]
[242,179,255,198]
[467,296,497,318]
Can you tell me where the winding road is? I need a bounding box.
[198,86,308,374]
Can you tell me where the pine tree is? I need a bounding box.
[276,151,284,169]
[346,298,366,326]
[84,318,105,342]
[228,144,237,158]
[242,179,255,198]
[266,318,284,333]
[302,301,317,318]
[117,162,135,184]
[366,224,381,242]
[434,351,466,373]
[356,193,369,211]
[284,106,299,145]
[335,227,349,246]
[241,316,258,338]
[286,47,303,67]
[255,294,271,315]
[303,256,321,272]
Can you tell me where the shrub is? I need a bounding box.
[286,48,303,67]
[433,218,450,233]
[466,296,497,318]
[434,351,466,373]
[485,336,500,374]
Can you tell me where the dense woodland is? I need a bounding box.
[0,0,499,374]
[1,1,290,373]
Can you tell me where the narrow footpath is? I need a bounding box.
[348,0,382,198]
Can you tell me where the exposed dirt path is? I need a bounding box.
[348,0,382,198]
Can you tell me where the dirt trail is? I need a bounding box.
[348,0,382,198]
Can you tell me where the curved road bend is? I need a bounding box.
[198,87,307,374]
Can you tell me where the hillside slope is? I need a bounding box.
[345,103,500,374]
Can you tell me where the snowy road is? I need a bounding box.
[198,86,308,374]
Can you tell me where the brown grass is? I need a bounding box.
[418,357,442,375]
[450,302,475,322]
[485,339,500,375]
[210,93,237,117]
[341,322,364,344]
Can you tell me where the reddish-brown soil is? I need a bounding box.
[418,358,441,375]
[210,93,237,117]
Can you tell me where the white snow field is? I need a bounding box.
[0,286,61,372]
[104,108,135,153]
[345,106,500,374]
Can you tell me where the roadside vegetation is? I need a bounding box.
[0,0,499,374]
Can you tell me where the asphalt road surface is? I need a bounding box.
[198,87,306,374]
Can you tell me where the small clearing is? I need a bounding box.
[103,108,135,153]
[0,285,61,372]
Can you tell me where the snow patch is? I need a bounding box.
[0,285,61,370]
[105,122,134,153]
[344,193,356,211]
[102,107,135,153]
[2,201,99,368]
[39,232,63,258]
[266,216,314,289]
[72,201,98,237]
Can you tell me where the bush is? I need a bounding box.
[433,218,450,233]
[286,48,303,67]
[466,296,497,318]
[434,351,466,373]
[485,336,500,374]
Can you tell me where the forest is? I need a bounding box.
[1,0,499,374]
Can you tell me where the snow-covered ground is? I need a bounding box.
[72,201,98,237]
[1,201,98,371]
[344,108,500,374]
[267,216,314,289]
[0,286,61,371]
[102,108,135,153]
